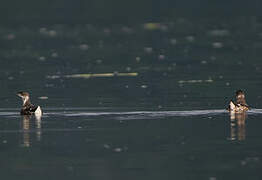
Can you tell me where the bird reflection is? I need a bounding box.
[229,112,246,141]
[21,115,42,147]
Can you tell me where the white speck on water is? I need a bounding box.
[46,75,60,79]
[122,26,133,34]
[103,144,110,149]
[208,29,230,37]
[144,47,153,54]
[8,76,14,80]
[67,166,74,172]
[209,177,217,180]
[158,54,165,60]
[160,24,168,32]
[114,148,122,152]
[135,56,141,62]
[38,96,48,100]
[126,67,131,71]
[103,28,111,35]
[39,27,48,34]
[226,82,230,86]
[186,36,195,42]
[170,38,177,45]
[237,61,243,65]
[39,56,46,61]
[201,60,207,64]
[212,42,223,48]
[51,52,58,58]
[125,85,129,88]
[219,75,223,79]
[241,160,247,166]
[141,85,148,88]
[5,34,15,40]
[79,44,89,51]
[210,56,216,61]
[45,84,54,87]
[48,30,57,37]
[2,140,7,144]
[96,59,102,64]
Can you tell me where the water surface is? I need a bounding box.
[0,108,262,179]
[1,17,262,179]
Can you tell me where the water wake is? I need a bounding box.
[1,108,262,119]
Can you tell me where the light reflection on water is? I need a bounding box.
[1,108,262,150]
[229,112,246,141]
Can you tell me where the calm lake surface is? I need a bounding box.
[1,17,262,179]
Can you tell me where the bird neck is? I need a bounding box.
[22,96,31,106]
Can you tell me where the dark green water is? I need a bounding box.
[1,17,262,179]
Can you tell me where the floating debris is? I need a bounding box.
[141,85,148,88]
[46,75,61,79]
[178,79,213,84]
[60,72,139,79]
[143,23,161,30]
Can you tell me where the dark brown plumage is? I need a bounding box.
[17,91,41,115]
[228,90,250,112]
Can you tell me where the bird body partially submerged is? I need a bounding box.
[17,91,42,116]
[228,90,250,113]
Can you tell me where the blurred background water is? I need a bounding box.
[1,1,262,179]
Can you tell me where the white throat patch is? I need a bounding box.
[23,96,29,105]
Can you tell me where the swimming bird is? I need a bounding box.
[228,90,250,112]
[17,91,42,116]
